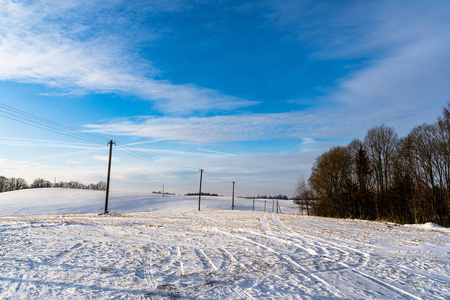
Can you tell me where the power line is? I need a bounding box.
[115,142,200,172]
[0,103,263,197]
[202,170,232,184]
[0,103,202,178]
[235,183,253,198]
[119,142,200,171]
[0,103,106,145]
[0,103,107,142]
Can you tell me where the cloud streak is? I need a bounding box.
[265,0,450,134]
[0,0,257,114]
[84,112,319,143]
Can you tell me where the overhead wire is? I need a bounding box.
[0,103,106,145]
[0,103,107,142]
[235,183,254,198]
[0,103,202,176]
[202,170,232,184]
[115,141,200,172]
[0,103,261,196]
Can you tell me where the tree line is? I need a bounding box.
[255,195,290,200]
[296,103,450,227]
[185,192,219,196]
[0,176,107,192]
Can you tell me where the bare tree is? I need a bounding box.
[364,124,399,218]
[294,176,316,215]
[6,178,28,191]
[96,181,107,191]
[31,178,52,188]
[364,124,399,192]
[309,146,353,218]
[300,103,449,226]
[0,176,7,192]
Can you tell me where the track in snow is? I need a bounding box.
[0,211,448,299]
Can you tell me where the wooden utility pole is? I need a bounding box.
[162,183,165,197]
[252,197,255,211]
[198,169,203,211]
[103,140,115,214]
[232,181,235,210]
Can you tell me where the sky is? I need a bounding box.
[0,0,449,197]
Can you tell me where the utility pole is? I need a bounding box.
[198,169,203,211]
[252,197,255,211]
[103,140,116,214]
[162,183,165,197]
[232,181,235,210]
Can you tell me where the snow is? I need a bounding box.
[0,188,298,216]
[412,222,450,233]
[0,189,449,299]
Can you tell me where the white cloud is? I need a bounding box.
[84,112,321,143]
[332,37,450,130]
[0,158,48,170]
[93,155,120,163]
[0,0,257,114]
[67,160,84,165]
[266,0,450,136]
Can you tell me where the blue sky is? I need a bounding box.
[0,0,449,197]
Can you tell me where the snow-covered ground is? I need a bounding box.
[0,188,298,216]
[0,189,449,299]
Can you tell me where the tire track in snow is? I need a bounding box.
[13,208,27,216]
[345,265,423,300]
[259,213,272,234]
[272,215,370,268]
[273,215,423,300]
[214,228,347,298]
[134,245,156,297]
[218,248,246,271]
[225,285,255,300]
[176,246,184,276]
[45,241,85,265]
[194,248,218,271]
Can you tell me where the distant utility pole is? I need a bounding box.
[103,140,116,214]
[162,183,165,197]
[198,169,203,211]
[252,197,255,211]
[232,181,235,210]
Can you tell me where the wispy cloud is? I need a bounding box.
[85,107,394,145]
[265,0,450,134]
[196,148,235,156]
[0,0,257,114]
[66,160,84,165]
[0,158,48,170]
[84,112,321,143]
[93,155,120,163]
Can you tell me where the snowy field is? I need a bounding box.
[0,189,449,299]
